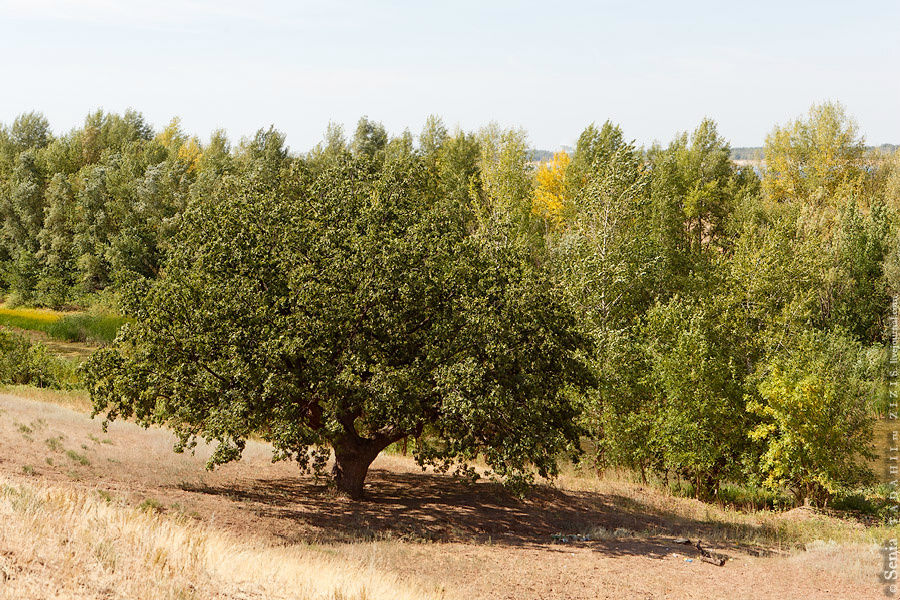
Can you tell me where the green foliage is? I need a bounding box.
[138,497,164,513]
[84,151,593,497]
[748,329,877,505]
[826,201,894,342]
[640,296,749,498]
[473,124,535,233]
[648,118,744,256]
[548,107,892,506]
[0,329,78,388]
[351,116,388,159]
[46,313,126,343]
[763,101,867,204]
[0,105,891,507]
[65,449,90,466]
[0,109,221,306]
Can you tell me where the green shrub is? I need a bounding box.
[138,498,164,513]
[748,329,877,506]
[715,482,791,511]
[831,484,897,519]
[0,330,80,388]
[65,449,90,466]
[635,297,749,499]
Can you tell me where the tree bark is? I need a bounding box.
[331,444,379,499]
[329,410,405,499]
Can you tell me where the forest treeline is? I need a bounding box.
[4,102,900,504]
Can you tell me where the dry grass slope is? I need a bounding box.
[0,390,891,599]
[0,474,439,600]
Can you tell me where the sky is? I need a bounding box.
[0,0,897,152]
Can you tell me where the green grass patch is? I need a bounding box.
[0,305,125,344]
[138,497,164,513]
[65,449,91,466]
[46,313,126,344]
[0,307,61,332]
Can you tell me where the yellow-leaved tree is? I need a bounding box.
[532,151,570,227]
[177,137,203,172]
[154,117,187,152]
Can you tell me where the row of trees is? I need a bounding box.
[0,110,279,306]
[2,104,895,502]
[543,104,896,504]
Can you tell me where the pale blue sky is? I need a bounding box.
[0,0,897,151]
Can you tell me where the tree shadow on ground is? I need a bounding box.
[177,467,780,559]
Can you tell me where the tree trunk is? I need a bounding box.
[331,442,380,499]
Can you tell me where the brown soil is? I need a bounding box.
[0,393,885,599]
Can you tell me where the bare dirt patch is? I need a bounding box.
[0,393,886,599]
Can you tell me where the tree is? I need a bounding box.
[473,124,534,234]
[648,118,737,255]
[639,295,749,497]
[748,328,877,505]
[419,114,448,160]
[825,201,894,342]
[8,112,52,154]
[351,116,388,160]
[436,128,480,203]
[37,174,78,306]
[307,122,349,171]
[763,101,867,204]
[883,148,900,209]
[84,154,593,498]
[532,151,570,227]
[0,150,46,303]
[557,135,655,330]
[543,125,665,477]
[236,126,289,182]
[566,121,631,195]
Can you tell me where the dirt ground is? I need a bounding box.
[0,392,887,599]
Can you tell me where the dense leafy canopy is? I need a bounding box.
[84,144,593,497]
[0,103,895,503]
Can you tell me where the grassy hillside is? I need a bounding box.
[0,473,433,600]
[0,389,891,599]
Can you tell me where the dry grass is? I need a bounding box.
[0,389,890,599]
[0,473,440,600]
[0,385,92,412]
[789,540,882,588]
[551,468,898,550]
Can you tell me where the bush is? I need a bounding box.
[748,328,877,506]
[0,329,80,388]
[715,482,791,511]
[830,484,898,520]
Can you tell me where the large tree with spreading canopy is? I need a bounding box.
[84,150,593,498]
